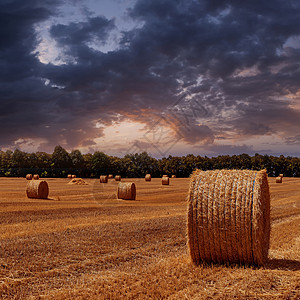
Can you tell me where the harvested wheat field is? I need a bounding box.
[0,177,299,299]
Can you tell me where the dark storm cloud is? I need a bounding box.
[0,0,59,82]
[0,0,114,150]
[1,0,300,154]
[50,16,115,47]
[0,0,61,148]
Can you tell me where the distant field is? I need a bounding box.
[0,177,299,299]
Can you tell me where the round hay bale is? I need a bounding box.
[279,174,283,178]
[26,180,49,199]
[187,169,270,266]
[108,174,113,179]
[115,175,121,181]
[72,175,76,178]
[26,174,32,180]
[162,177,169,185]
[100,175,108,183]
[172,175,176,178]
[276,176,282,183]
[117,182,136,200]
[145,174,151,181]
[67,174,72,179]
[33,174,39,180]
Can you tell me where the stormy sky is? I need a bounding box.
[1,0,300,157]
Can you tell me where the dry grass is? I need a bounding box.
[187,169,270,265]
[26,180,49,199]
[0,177,299,299]
[115,175,121,181]
[68,178,88,185]
[162,177,169,185]
[117,182,136,200]
[99,175,108,183]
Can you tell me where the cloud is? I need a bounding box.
[49,16,115,48]
[1,0,300,156]
[202,143,257,156]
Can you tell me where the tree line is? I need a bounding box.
[0,145,299,178]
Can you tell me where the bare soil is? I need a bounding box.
[0,177,299,299]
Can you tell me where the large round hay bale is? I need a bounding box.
[26,174,32,180]
[108,174,113,179]
[72,175,76,178]
[276,176,282,183]
[100,175,108,183]
[172,175,176,178]
[279,174,283,178]
[187,169,270,266]
[33,174,39,180]
[145,174,151,181]
[115,175,121,181]
[26,180,49,199]
[117,182,136,200]
[67,174,72,179]
[162,177,169,185]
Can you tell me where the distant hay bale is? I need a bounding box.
[33,174,39,180]
[67,174,72,179]
[115,175,121,181]
[72,175,76,178]
[68,178,88,185]
[162,177,169,185]
[26,180,49,199]
[117,182,136,200]
[26,174,32,180]
[187,169,270,266]
[279,174,283,178]
[172,175,176,178]
[100,175,108,183]
[145,174,151,181]
[276,177,282,183]
[108,174,113,179]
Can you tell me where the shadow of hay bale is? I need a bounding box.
[266,258,300,271]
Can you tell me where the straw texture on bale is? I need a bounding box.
[172,175,176,178]
[276,177,282,183]
[162,177,169,185]
[108,174,113,179]
[67,174,72,179]
[279,174,283,178]
[72,175,76,178]
[33,174,39,180]
[187,169,270,266]
[26,174,32,180]
[115,175,121,181]
[100,175,108,183]
[117,182,136,200]
[145,174,151,181]
[26,180,49,199]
